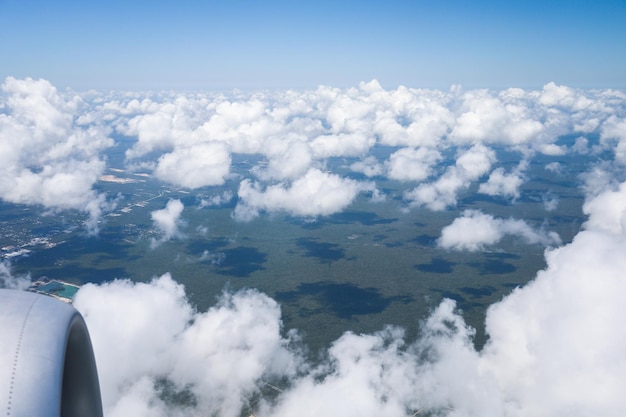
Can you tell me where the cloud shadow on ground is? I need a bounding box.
[415,257,456,274]
[296,237,346,263]
[276,281,412,319]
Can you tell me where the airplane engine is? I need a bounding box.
[0,289,103,417]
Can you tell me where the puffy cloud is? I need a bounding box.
[56,79,625,227]
[6,78,626,417]
[252,137,313,181]
[537,143,566,156]
[121,95,217,159]
[385,147,442,182]
[0,260,31,290]
[234,168,379,221]
[404,144,495,210]
[0,77,113,233]
[150,199,185,247]
[543,194,559,211]
[571,136,591,154]
[449,89,545,146]
[538,82,596,111]
[479,161,528,199]
[544,162,563,174]
[438,210,561,251]
[310,132,375,159]
[198,191,234,208]
[600,116,626,164]
[73,214,626,417]
[154,142,231,188]
[349,155,385,178]
[73,274,301,417]
[582,181,626,235]
[260,327,422,417]
[371,86,454,148]
[479,226,626,417]
[71,170,626,416]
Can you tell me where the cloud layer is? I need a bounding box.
[72,188,626,416]
[0,77,113,233]
[3,77,626,229]
[3,77,626,416]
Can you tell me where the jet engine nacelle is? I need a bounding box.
[0,289,103,417]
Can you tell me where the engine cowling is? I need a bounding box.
[0,289,103,417]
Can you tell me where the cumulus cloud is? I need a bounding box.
[449,89,545,146]
[478,226,626,416]
[349,155,385,178]
[252,137,313,181]
[404,144,495,210]
[0,77,113,233]
[600,116,626,164]
[150,199,185,247]
[6,77,626,417]
[438,209,561,251]
[479,161,528,200]
[63,78,624,227]
[372,86,453,148]
[73,274,301,417]
[582,181,626,235]
[234,168,379,221]
[0,260,31,290]
[385,147,442,182]
[310,132,375,159]
[154,142,231,188]
[74,209,626,416]
[198,191,234,208]
[543,193,559,211]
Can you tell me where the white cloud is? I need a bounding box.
[571,136,591,154]
[73,215,626,417]
[537,143,566,156]
[373,92,454,148]
[385,147,442,182]
[73,274,301,417]
[479,161,528,199]
[71,171,626,416]
[582,181,626,235]
[438,210,561,251]
[449,89,545,146]
[600,116,626,164]
[545,162,563,174]
[6,79,626,417]
[252,137,313,181]
[349,155,385,177]
[543,193,559,211]
[404,144,495,210]
[198,191,234,208]
[234,168,378,221]
[538,82,596,111]
[0,260,31,290]
[479,226,626,417]
[150,199,185,247]
[0,77,113,233]
[154,142,231,188]
[260,326,422,417]
[310,132,375,159]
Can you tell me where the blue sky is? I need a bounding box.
[1,0,625,91]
